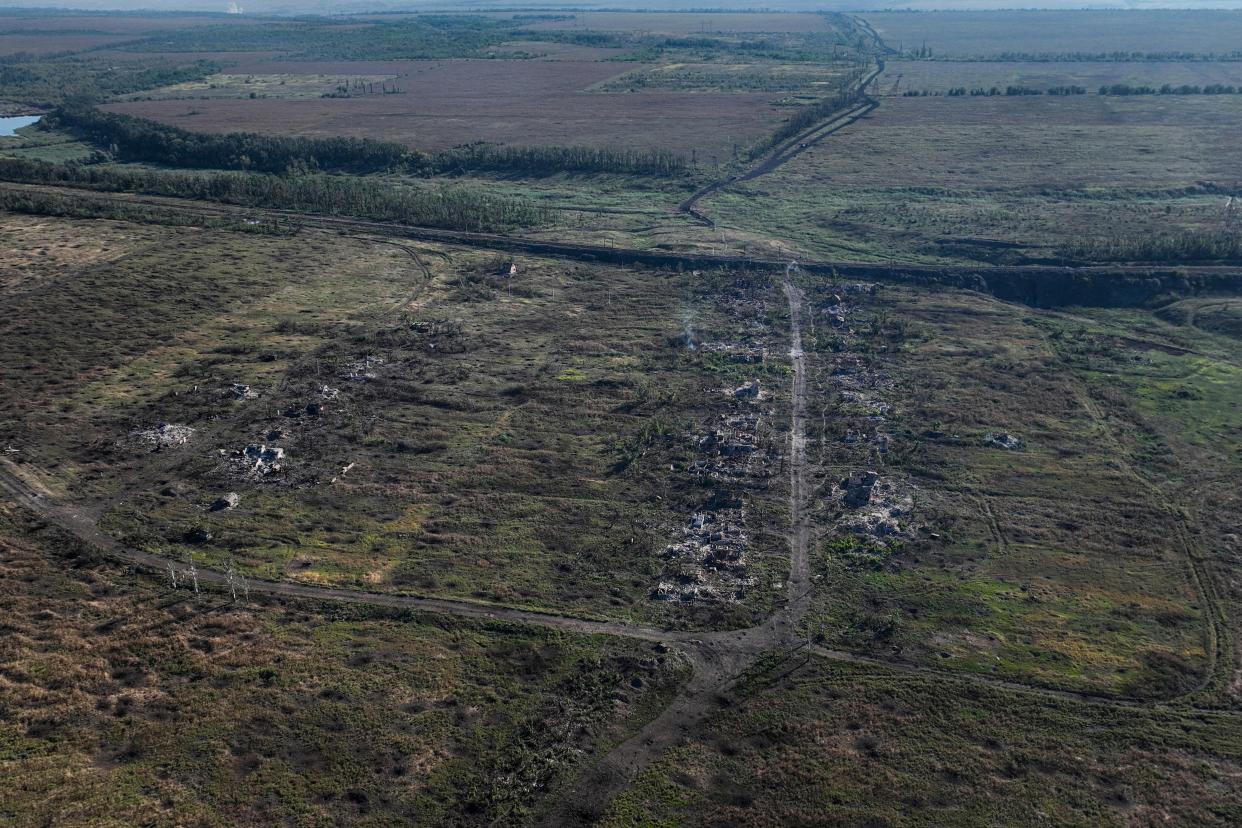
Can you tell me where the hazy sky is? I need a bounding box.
[5,0,1242,14]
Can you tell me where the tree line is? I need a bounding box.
[434,143,686,177]
[917,85,1086,97]
[756,69,867,155]
[1099,83,1242,96]
[0,187,293,234]
[48,107,414,174]
[0,59,218,108]
[904,51,1242,63]
[1062,230,1242,263]
[48,107,690,178]
[0,156,547,232]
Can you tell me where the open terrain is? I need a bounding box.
[862,10,1242,57]
[702,92,1242,264]
[104,59,786,155]
[1,6,1242,828]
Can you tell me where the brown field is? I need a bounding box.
[0,215,175,292]
[883,59,1242,94]
[863,10,1242,56]
[0,33,136,55]
[0,14,266,34]
[90,49,288,64]
[105,59,785,155]
[515,11,830,34]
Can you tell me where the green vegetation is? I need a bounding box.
[3,8,1242,827]
[0,511,683,827]
[118,15,512,61]
[1063,229,1242,263]
[49,105,415,174]
[601,658,1242,827]
[0,157,546,231]
[0,58,218,107]
[44,107,689,178]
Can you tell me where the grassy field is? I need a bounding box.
[703,93,1242,264]
[863,10,1242,57]
[795,281,1239,696]
[600,657,1242,827]
[883,59,1242,95]
[0,213,789,629]
[0,508,684,827]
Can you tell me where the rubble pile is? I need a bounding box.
[132,422,195,449]
[818,284,918,543]
[229,442,286,478]
[210,492,241,511]
[652,278,775,603]
[985,431,1023,450]
[341,355,385,382]
[837,471,914,539]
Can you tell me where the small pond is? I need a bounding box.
[0,116,41,137]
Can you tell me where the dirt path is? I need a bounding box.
[4,182,1242,299]
[677,67,882,229]
[537,273,817,824]
[1033,328,1233,704]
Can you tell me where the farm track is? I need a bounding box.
[3,271,1241,823]
[677,60,885,228]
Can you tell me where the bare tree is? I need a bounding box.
[185,551,199,595]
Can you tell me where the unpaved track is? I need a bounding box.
[677,64,883,228]
[5,181,1241,296]
[0,458,675,644]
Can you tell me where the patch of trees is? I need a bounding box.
[0,157,547,232]
[518,26,873,64]
[1062,230,1242,263]
[911,85,1085,97]
[757,68,867,154]
[1099,83,1242,96]
[432,143,686,177]
[51,107,690,178]
[0,58,218,107]
[119,16,512,61]
[49,106,419,174]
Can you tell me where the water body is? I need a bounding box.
[0,116,40,137]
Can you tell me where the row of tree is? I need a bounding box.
[1063,230,1242,263]
[49,107,416,174]
[1099,83,1242,96]
[433,142,686,177]
[758,73,866,154]
[939,85,1080,97]
[0,157,547,232]
[0,187,292,234]
[49,106,691,178]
